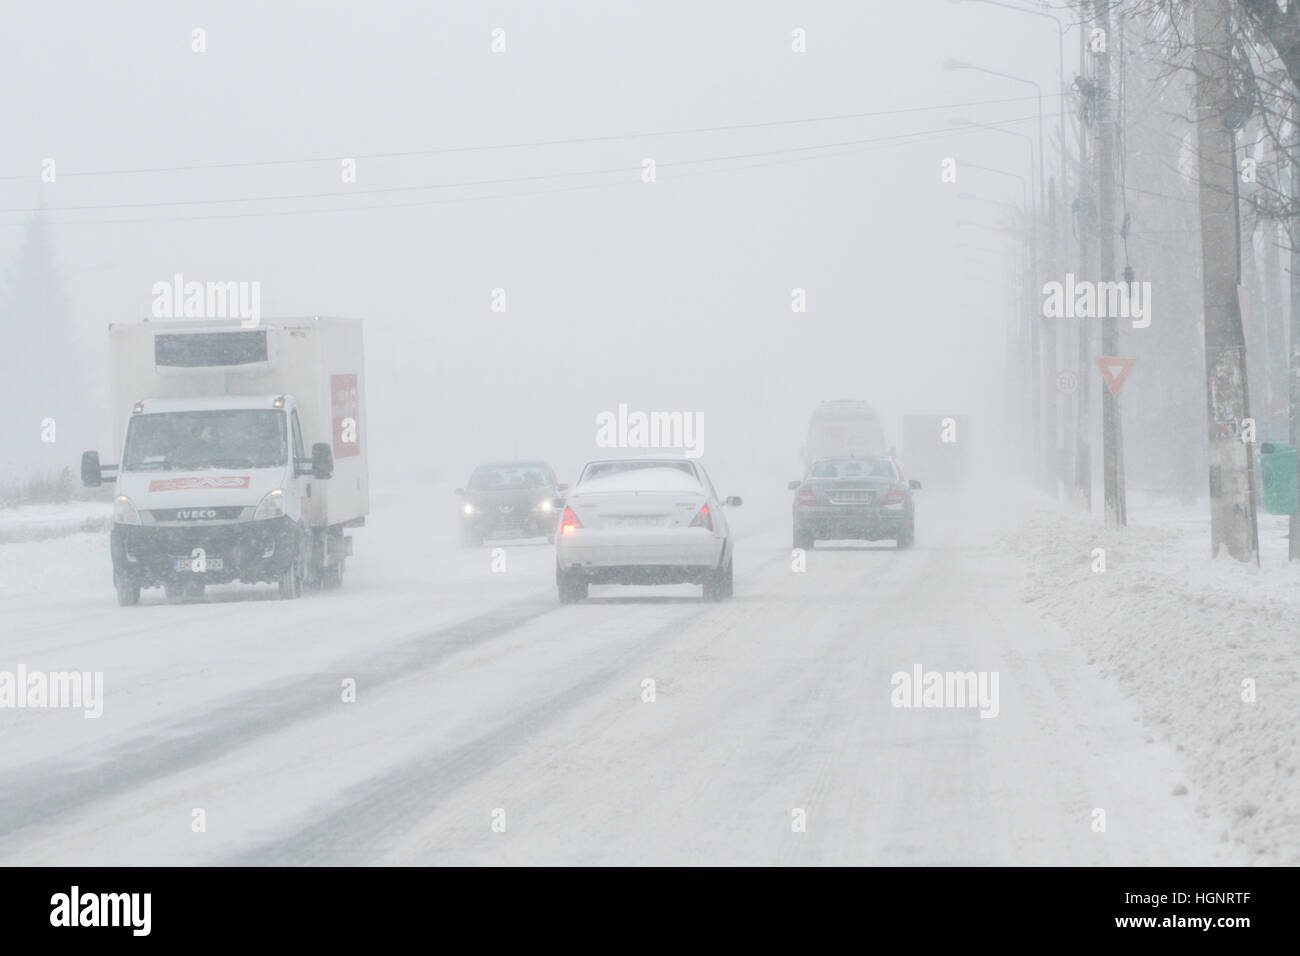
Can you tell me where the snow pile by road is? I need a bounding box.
[1007,504,1300,864]
[0,501,111,544]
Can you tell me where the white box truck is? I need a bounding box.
[81,317,368,605]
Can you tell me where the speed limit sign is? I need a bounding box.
[1056,370,1078,394]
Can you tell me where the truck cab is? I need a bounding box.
[92,394,329,605]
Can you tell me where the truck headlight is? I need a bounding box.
[113,495,141,525]
[254,488,286,520]
[534,499,553,512]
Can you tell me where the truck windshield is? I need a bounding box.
[122,410,287,471]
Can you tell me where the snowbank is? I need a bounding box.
[0,501,111,544]
[1006,504,1300,864]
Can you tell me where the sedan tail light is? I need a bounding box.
[689,504,713,531]
[884,488,906,505]
[796,490,818,506]
[560,506,582,535]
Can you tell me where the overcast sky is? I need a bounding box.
[1,1,1067,483]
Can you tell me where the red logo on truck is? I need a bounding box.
[332,373,360,458]
[148,476,251,492]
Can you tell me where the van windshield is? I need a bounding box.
[122,410,287,471]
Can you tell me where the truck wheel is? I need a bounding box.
[557,564,587,603]
[277,561,302,600]
[322,560,344,590]
[116,580,141,607]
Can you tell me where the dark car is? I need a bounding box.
[788,455,919,550]
[455,460,567,546]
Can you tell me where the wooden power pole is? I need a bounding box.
[1194,0,1260,562]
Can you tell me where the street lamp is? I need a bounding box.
[948,0,1069,208]
[945,60,1045,212]
[949,118,1038,226]
[963,161,1029,212]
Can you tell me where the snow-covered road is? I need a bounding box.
[0,484,1250,865]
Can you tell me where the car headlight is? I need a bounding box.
[534,499,554,512]
[254,488,286,520]
[113,495,141,525]
[462,503,476,515]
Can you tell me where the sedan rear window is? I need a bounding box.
[811,458,895,479]
[581,460,697,482]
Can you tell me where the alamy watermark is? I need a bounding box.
[151,273,260,328]
[595,404,704,458]
[1042,273,1151,329]
[0,665,103,718]
[890,664,999,718]
[50,886,150,936]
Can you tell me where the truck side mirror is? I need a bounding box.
[453,487,465,495]
[557,483,569,493]
[909,479,922,491]
[311,442,334,480]
[724,496,743,507]
[81,450,102,487]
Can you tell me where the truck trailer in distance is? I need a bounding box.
[82,317,368,605]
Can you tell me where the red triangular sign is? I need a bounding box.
[1096,356,1135,397]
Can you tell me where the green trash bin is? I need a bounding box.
[1260,443,1300,515]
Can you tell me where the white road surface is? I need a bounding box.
[0,483,1245,865]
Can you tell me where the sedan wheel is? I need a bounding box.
[896,512,915,549]
[557,564,588,603]
[703,557,733,602]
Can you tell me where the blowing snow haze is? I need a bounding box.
[0,0,1296,888]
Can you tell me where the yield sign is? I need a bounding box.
[1096,356,1136,397]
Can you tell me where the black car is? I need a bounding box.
[788,455,919,550]
[455,460,567,546]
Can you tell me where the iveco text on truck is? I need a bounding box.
[81,317,368,605]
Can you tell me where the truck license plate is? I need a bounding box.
[174,557,223,571]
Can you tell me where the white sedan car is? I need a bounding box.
[554,458,741,603]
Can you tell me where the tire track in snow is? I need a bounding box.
[0,592,561,848]
[225,549,797,864]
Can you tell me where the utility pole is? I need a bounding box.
[1289,103,1300,560]
[1193,0,1260,562]
[1075,3,1094,512]
[1095,1,1127,527]
[1045,180,1061,497]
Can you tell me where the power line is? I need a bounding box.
[0,111,1060,218]
[0,122,1012,229]
[0,91,1069,183]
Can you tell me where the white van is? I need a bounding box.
[81,317,368,605]
[801,400,889,469]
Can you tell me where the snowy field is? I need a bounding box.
[1,481,1288,865]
